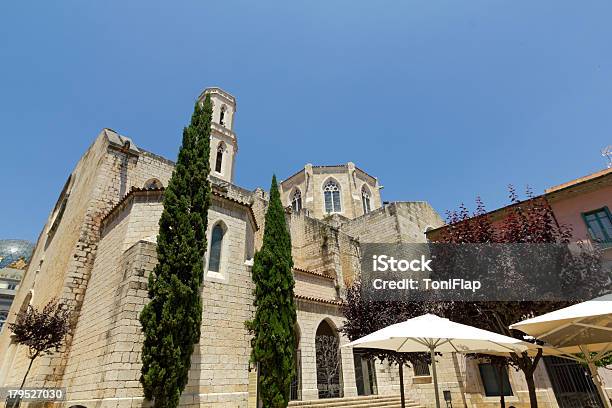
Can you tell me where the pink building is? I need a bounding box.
[545,167,612,257]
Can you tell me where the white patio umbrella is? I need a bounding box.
[344,314,529,408]
[510,294,612,408]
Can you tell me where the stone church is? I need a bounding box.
[0,88,563,408]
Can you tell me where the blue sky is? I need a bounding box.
[1,1,611,242]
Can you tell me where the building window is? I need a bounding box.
[583,207,612,244]
[323,180,341,214]
[215,144,224,173]
[361,186,371,214]
[291,189,302,212]
[220,106,226,126]
[413,361,430,377]
[353,350,378,396]
[208,223,225,273]
[46,175,74,247]
[0,311,7,331]
[478,363,513,397]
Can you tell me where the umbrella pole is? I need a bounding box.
[430,346,441,408]
[580,346,612,408]
[399,362,406,408]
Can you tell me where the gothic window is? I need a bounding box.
[46,175,74,247]
[143,178,163,189]
[323,180,341,214]
[291,189,302,212]
[361,186,371,214]
[220,106,226,126]
[208,223,225,273]
[215,143,224,173]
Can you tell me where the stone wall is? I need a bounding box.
[56,189,256,407]
[194,197,255,407]
[59,191,163,405]
[287,211,361,289]
[339,201,444,244]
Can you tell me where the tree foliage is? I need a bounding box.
[9,298,71,389]
[246,175,297,408]
[9,298,71,360]
[139,95,212,408]
[436,186,608,408]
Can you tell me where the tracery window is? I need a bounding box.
[361,186,371,214]
[323,180,341,214]
[291,189,302,212]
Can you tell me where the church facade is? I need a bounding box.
[0,88,570,408]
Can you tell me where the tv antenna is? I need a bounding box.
[602,146,612,168]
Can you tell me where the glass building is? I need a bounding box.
[0,239,33,331]
[0,239,34,269]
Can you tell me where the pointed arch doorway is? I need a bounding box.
[315,319,343,398]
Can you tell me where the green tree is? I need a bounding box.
[246,175,297,408]
[139,95,212,408]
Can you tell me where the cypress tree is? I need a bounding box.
[139,95,212,408]
[246,175,297,408]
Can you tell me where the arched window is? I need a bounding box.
[208,223,225,273]
[361,186,371,214]
[143,178,163,189]
[220,106,226,126]
[323,180,341,214]
[215,143,224,173]
[291,189,302,212]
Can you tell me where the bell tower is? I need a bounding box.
[198,87,237,183]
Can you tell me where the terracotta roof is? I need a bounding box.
[545,167,612,193]
[101,185,258,231]
[211,189,259,231]
[101,186,163,226]
[293,267,335,280]
[294,294,342,306]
